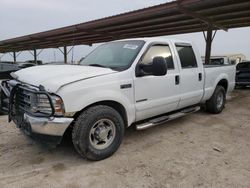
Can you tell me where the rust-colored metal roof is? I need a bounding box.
[0,0,250,53]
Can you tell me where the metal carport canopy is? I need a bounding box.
[0,0,250,55]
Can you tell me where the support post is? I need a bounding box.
[205,27,213,65]
[13,51,16,63]
[63,46,67,64]
[34,49,37,64]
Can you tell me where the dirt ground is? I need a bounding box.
[0,89,250,188]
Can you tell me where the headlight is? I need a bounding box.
[31,94,65,116]
[51,95,65,116]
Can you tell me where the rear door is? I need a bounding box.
[174,43,204,109]
[134,43,181,121]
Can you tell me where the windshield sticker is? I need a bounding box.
[123,44,138,50]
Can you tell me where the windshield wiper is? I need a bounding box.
[87,63,119,71]
[88,64,107,68]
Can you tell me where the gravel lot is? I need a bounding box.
[0,89,250,188]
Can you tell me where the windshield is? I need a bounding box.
[79,40,145,70]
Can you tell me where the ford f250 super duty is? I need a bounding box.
[0,37,236,160]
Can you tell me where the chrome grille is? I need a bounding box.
[14,86,53,116]
[18,88,32,112]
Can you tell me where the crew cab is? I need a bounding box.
[0,38,235,160]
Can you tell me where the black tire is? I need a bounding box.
[206,86,226,114]
[72,105,125,161]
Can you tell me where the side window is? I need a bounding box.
[237,62,250,69]
[141,45,174,69]
[176,44,198,68]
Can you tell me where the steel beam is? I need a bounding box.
[13,51,16,63]
[204,27,213,65]
[63,46,67,63]
[177,1,228,31]
[34,49,37,64]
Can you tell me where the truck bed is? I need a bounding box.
[202,64,236,101]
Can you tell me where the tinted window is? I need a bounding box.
[176,45,197,68]
[237,62,250,69]
[141,45,174,69]
[210,58,224,65]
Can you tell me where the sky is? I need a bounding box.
[0,0,250,62]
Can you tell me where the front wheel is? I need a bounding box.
[72,105,125,161]
[206,86,226,114]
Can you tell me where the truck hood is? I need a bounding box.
[11,65,117,93]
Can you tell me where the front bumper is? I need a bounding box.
[24,113,73,136]
[21,113,73,146]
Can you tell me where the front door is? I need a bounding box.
[134,44,181,121]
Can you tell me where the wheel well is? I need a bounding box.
[73,100,128,127]
[217,79,228,92]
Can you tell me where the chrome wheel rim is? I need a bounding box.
[217,92,224,109]
[89,119,116,150]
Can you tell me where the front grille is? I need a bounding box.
[17,87,33,113]
[9,84,54,119]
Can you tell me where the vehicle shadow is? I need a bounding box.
[44,117,187,162]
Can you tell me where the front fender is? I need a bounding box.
[58,85,135,127]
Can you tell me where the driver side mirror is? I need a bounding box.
[137,56,167,77]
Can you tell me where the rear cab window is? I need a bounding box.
[175,43,198,68]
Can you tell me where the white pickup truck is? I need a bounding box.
[0,37,235,160]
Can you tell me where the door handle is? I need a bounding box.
[198,73,202,81]
[175,75,180,85]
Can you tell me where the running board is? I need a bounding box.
[136,106,200,130]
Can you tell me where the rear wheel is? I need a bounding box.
[206,86,226,114]
[72,105,124,161]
